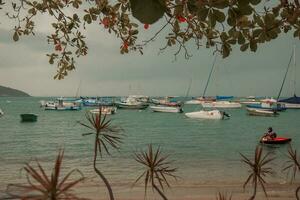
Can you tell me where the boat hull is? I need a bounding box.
[185,110,224,120]
[45,106,81,111]
[260,137,291,144]
[281,103,300,109]
[150,105,183,113]
[201,101,242,108]
[117,103,148,109]
[246,108,277,117]
[20,114,38,122]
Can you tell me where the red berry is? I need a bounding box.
[144,24,149,29]
[101,17,110,29]
[55,44,62,51]
[177,16,186,23]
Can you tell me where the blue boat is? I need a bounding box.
[246,103,286,112]
[216,95,234,100]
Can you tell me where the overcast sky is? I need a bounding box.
[0,7,299,97]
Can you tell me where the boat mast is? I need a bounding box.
[202,54,217,97]
[293,45,296,96]
[276,49,294,101]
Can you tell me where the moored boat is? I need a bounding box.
[150,105,183,113]
[44,98,81,111]
[20,114,38,122]
[201,101,242,108]
[90,106,117,115]
[246,108,278,117]
[117,96,148,109]
[185,110,229,120]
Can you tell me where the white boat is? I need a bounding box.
[117,96,148,109]
[185,110,228,120]
[90,106,117,115]
[44,98,81,111]
[246,108,278,117]
[0,108,4,117]
[201,101,242,108]
[150,105,183,113]
[185,97,216,105]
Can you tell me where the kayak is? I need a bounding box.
[260,137,292,144]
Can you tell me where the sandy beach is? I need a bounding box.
[75,178,299,200]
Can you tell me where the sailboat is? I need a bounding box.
[185,55,230,120]
[278,46,300,109]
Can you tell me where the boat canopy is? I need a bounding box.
[279,95,300,104]
[216,95,234,100]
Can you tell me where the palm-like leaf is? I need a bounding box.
[240,146,275,200]
[216,192,232,200]
[134,144,177,200]
[79,107,123,158]
[6,149,86,200]
[79,107,123,200]
[283,145,300,200]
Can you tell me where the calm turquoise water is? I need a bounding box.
[0,97,299,192]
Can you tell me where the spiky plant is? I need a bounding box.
[79,107,122,200]
[6,149,86,200]
[216,192,232,200]
[240,146,275,200]
[283,145,300,200]
[134,144,177,200]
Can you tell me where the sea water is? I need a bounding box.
[0,97,299,192]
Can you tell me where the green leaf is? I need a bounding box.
[240,43,249,51]
[197,7,209,21]
[213,9,225,23]
[250,40,257,52]
[249,0,261,5]
[13,31,19,41]
[238,32,245,44]
[253,29,262,38]
[83,14,91,24]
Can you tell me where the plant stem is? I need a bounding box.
[153,183,168,200]
[94,133,115,200]
[296,186,300,200]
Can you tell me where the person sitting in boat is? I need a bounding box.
[262,127,277,140]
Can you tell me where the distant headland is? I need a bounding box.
[0,85,30,97]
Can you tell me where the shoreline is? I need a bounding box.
[74,179,299,200]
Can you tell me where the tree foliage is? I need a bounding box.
[2,0,300,79]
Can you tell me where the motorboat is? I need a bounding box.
[116,96,149,109]
[260,137,291,144]
[150,105,183,113]
[246,108,278,117]
[20,114,38,122]
[185,109,229,120]
[201,101,242,108]
[44,98,81,111]
[90,106,117,115]
[246,102,286,111]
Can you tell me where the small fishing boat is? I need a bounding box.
[90,106,117,115]
[185,110,229,120]
[20,114,38,122]
[201,101,242,108]
[0,108,4,117]
[260,137,291,144]
[246,108,278,117]
[246,102,286,112]
[150,105,183,113]
[117,96,149,109]
[44,98,81,111]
